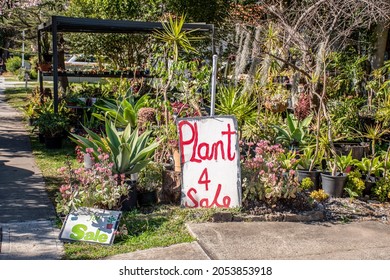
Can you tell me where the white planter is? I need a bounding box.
[84,153,93,169]
[130,173,139,182]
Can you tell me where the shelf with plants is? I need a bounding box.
[41,69,152,79]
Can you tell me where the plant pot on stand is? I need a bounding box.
[321,172,347,197]
[38,63,52,72]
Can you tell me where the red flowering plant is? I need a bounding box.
[56,148,128,215]
[294,93,311,121]
[240,140,301,204]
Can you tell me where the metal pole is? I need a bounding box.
[37,30,44,103]
[210,54,218,116]
[22,30,25,68]
[52,18,59,114]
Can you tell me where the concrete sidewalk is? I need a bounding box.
[105,221,390,260]
[0,77,63,259]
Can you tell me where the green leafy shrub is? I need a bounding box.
[5,56,22,73]
[17,68,36,81]
[300,177,314,190]
[372,176,390,202]
[29,68,38,79]
[137,162,164,192]
[344,170,365,197]
[310,189,329,202]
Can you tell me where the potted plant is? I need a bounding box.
[137,161,164,206]
[353,156,384,196]
[321,151,354,197]
[56,151,129,215]
[273,113,313,151]
[70,120,159,210]
[264,83,290,113]
[38,32,52,72]
[296,147,323,189]
[23,102,39,126]
[35,111,69,149]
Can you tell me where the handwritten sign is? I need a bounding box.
[178,116,241,208]
[59,208,121,245]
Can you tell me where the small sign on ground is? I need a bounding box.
[59,208,121,245]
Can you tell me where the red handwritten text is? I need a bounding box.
[178,121,237,163]
[185,184,232,208]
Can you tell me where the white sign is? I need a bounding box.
[177,116,241,208]
[59,208,121,245]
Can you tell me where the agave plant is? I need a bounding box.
[93,94,149,129]
[71,121,159,175]
[273,113,313,150]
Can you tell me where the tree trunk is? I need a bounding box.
[371,22,389,70]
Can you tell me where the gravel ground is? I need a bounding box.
[322,198,390,224]
[243,194,390,224]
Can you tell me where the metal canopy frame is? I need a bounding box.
[37,16,215,113]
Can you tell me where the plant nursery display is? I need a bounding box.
[4,3,390,261]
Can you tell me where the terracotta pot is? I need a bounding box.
[38,63,52,72]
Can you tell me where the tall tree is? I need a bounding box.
[65,0,165,68]
[0,0,68,60]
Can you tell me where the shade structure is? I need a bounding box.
[37,16,215,113]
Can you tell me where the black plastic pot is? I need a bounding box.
[137,191,157,207]
[334,142,369,160]
[28,118,36,126]
[321,172,347,197]
[42,53,53,63]
[297,170,322,190]
[361,175,378,196]
[38,133,45,143]
[119,186,138,211]
[44,135,63,149]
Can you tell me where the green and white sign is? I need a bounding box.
[59,208,121,245]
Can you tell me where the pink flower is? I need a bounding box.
[86,148,94,154]
[58,167,66,173]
